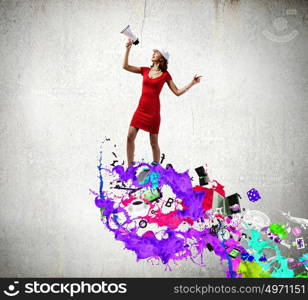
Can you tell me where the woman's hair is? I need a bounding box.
[150,54,168,72]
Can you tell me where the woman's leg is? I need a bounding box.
[127,126,139,167]
[149,132,160,163]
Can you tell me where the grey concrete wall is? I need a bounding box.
[0,0,307,277]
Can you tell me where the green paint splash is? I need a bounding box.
[269,223,288,239]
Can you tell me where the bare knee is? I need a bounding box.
[127,133,136,144]
[150,140,159,148]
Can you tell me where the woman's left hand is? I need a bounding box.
[192,74,202,85]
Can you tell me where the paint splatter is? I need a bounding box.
[269,223,288,239]
[90,139,307,278]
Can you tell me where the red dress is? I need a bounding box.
[130,66,172,134]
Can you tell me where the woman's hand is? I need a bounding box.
[125,39,133,49]
[192,74,202,85]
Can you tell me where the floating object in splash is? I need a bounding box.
[228,248,241,258]
[224,193,242,215]
[259,255,267,262]
[127,199,149,218]
[292,227,302,236]
[206,243,214,252]
[194,166,210,186]
[296,237,305,249]
[243,210,270,229]
[212,193,242,217]
[193,184,225,213]
[139,219,148,228]
[137,167,151,183]
[230,204,241,212]
[267,231,282,243]
[247,188,261,202]
[212,192,228,216]
[241,251,254,262]
[217,227,231,241]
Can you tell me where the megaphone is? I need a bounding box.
[120,25,139,45]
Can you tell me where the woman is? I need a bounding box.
[123,39,202,168]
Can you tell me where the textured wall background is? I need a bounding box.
[0,0,308,277]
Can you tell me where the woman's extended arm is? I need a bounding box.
[167,74,202,96]
[122,39,141,74]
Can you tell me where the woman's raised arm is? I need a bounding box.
[122,39,141,74]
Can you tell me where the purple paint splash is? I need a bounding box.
[90,142,307,278]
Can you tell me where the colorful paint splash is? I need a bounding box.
[90,138,308,278]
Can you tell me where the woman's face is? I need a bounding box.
[151,50,162,62]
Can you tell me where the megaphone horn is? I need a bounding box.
[120,25,139,45]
